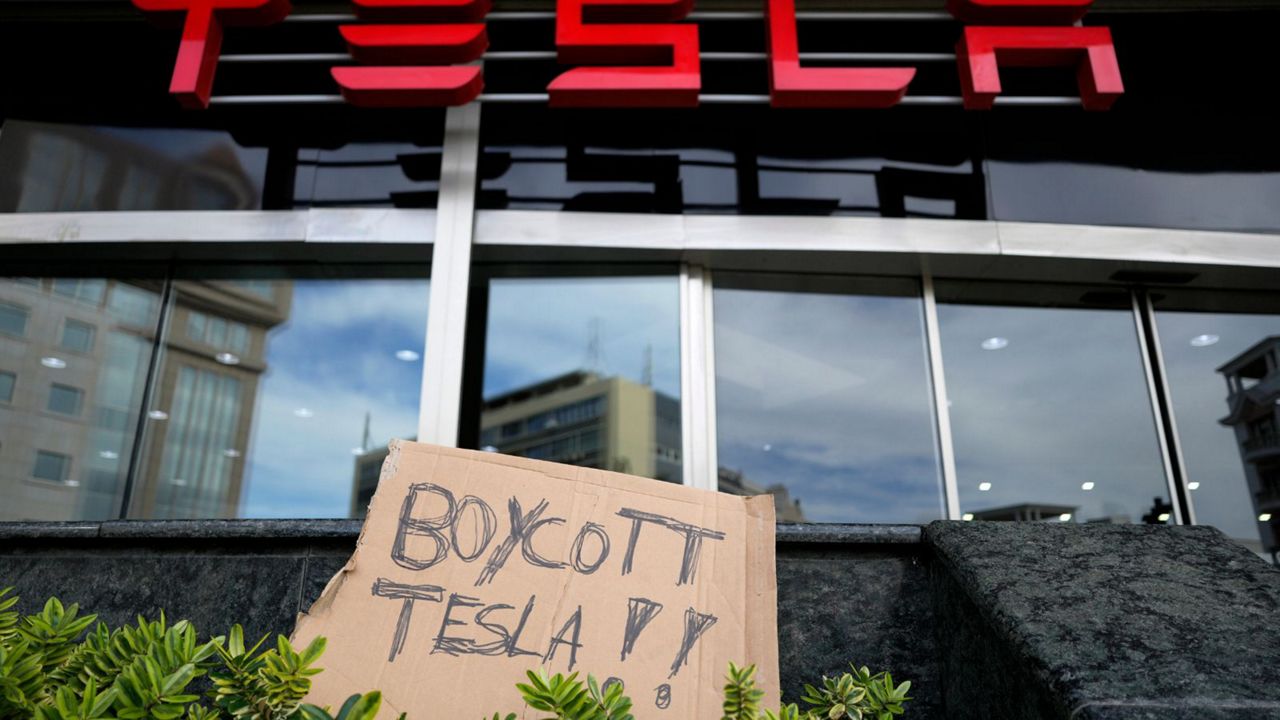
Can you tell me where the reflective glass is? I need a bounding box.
[0,277,162,520]
[132,268,429,519]
[937,283,1172,524]
[61,320,96,353]
[478,274,681,483]
[293,143,442,209]
[0,121,268,212]
[714,276,943,523]
[1154,302,1280,559]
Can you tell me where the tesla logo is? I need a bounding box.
[135,0,1122,109]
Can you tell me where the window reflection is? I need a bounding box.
[477,275,681,483]
[293,143,442,208]
[133,270,429,519]
[0,277,162,520]
[937,284,1172,525]
[1154,303,1280,561]
[714,275,943,523]
[0,121,267,212]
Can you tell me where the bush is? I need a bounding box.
[0,587,393,720]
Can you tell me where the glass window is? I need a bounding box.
[937,282,1172,525]
[61,320,96,353]
[475,273,681,483]
[0,302,28,336]
[52,279,106,305]
[132,266,430,519]
[32,450,72,484]
[0,371,14,403]
[0,277,162,520]
[109,284,160,327]
[187,311,207,342]
[47,384,84,416]
[714,275,943,523]
[0,121,268,212]
[1152,291,1280,559]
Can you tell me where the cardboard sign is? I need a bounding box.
[293,441,779,719]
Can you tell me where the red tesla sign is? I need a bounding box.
[135,0,1123,109]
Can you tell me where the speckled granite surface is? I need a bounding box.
[926,521,1280,719]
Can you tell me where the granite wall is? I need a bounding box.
[3,520,1279,719]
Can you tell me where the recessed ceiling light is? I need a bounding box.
[1190,334,1219,347]
[64,479,80,488]
[98,450,119,460]
[980,337,1009,351]
[1081,482,1095,491]
[350,447,364,455]
[1188,481,1200,490]
[1158,513,1171,522]
[41,357,67,369]
[1059,513,1072,522]
[215,352,241,365]
[222,449,242,458]
[294,408,314,418]
[978,482,992,491]
[762,444,772,452]
[172,478,189,487]
[147,410,169,421]
[1261,513,1273,522]
[481,445,498,452]
[962,513,974,521]
[395,349,421,362]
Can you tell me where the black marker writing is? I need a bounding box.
[432,593,486,656]
[451,495,497,562]
[668,607,718,678]
[570,522,611,574]
[523,516,567,569]
[617,508,726,585]
[474,596,542,658]
[393,483,457,571]
[654,684,672,709]
[543,606,584,671]
[371,578,444,662]
[476,497,552,586]
[620,597,663,662]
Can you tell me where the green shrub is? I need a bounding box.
[0,587,393,720]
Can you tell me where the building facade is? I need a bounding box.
[0,0,1278,561]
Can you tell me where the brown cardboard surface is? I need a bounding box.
[293,440,778,719]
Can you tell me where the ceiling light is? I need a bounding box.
[41,356,67,369]
[1158,513,1171,522]
[147,410,169,421]
[1188,482,1200,490]
[222,449,242,458]
[64,479,80,488]
[98,450,119,460]
[980,337,1009,351]
[215,352,240,365]
[1189,334,1219,347]
[762,444,772,452]
[172,478,189,487]
[350,447,364,455]
[978,482,992,492]
[481,445,498,452]
[962,513,974,521]
[294,408,314,418]
[395,349,421,362]
[1059,513,1072,522]
[1081,482,1095,491]
[1261,513,1273,522]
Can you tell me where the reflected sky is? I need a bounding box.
[483,277,680,400]
[714,286,944,523]
[240,279,428,517]
[938,303,1170,523]
[1156,312,1280,546]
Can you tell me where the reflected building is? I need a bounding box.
[349,370,804,520]
[1218,336,1280,560]
[0,277,290,520]
[969,503,1077,523]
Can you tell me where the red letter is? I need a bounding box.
[331,0,490,107]
[548,0,699,107]
[948,0,1122,111]
[133,0,291,109]
[766,0,914,108]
